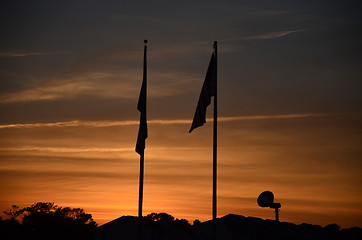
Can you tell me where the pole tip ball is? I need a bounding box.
[213,41,217,48]
[144,39,148,44]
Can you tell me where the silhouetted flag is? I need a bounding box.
[136,47,148,155]
[189,52,216,133]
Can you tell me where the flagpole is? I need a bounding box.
[188,40,218,236]
[138,153,144,240]
[138,153,144,219]
[137,40,148,240]
[138,39,147,220]
[212,41,218,221]
[138,40,147,219]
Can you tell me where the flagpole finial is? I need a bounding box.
[144,39,148,44]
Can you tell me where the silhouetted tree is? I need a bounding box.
[145,212,191,230]
[2,202,97,240]
[2,205,22,222]
[324,223,341,232]
[0,216,27,240]
[146,212,175,222]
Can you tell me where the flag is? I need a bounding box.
[136,44,148,155]
[189,52,217,133]
[136,75,147,155]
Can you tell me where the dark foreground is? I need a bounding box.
[96,214,362,240]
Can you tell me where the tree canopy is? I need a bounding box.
[1,202,97,240]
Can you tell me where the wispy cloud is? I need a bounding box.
[0,81,94,103]
[0,51,55,57]
[0,71,133,103]
[0,113,324,129]
[224,30,305,42]
[0,120,139,129]
[218,113,322,121]
[249,30,305,40]
[0,70,199,103]
[0,146,134,153]
[249,10,291,17]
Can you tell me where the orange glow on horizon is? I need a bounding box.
[1,113,361,228]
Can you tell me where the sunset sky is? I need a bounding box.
[1,0,361,228]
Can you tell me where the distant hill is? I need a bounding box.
[95,213,362,240]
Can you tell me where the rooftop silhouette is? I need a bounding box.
[95,213,362,240]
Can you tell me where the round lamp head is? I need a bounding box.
[257,191,274,207]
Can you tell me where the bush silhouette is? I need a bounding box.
[1,202,97,240]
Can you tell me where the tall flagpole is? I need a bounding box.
[188,41,218,234]
[136,39,148,240]
[138,153,144,240]
[212,41,218,221]
[138,39,148,219]
[138,154,144,219]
